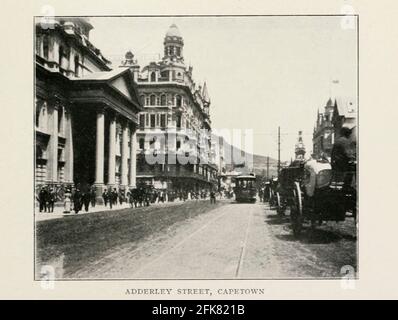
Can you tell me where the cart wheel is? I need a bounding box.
[291,182,303,238]
[276,192,285,215]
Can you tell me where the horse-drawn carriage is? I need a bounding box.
[289,158,357,237]
[274,162,305,215]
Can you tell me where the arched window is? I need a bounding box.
[150,94,156,106]
[176,95,182,107]
[150,72,156,82]
[42,35,49,60]
[140,95,145,105]
[74,55,80,77]
[160,94,166,106]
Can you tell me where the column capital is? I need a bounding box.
[117,116,129,128]
[96,105,107,114]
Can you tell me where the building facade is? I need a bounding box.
[120,24,218,192]
[312,98,336,159]
[313,97,357,160]
[35,17,142,201]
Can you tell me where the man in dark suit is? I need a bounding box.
[38,187,47,212]
[73,189,82,214]
[47,188,56,213]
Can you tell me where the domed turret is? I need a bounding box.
[165,24,182,38]
[163,24,184,62]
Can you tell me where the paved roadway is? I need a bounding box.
[70,200,357,279]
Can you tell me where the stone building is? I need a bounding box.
[120,24,219,192]
[312,97,357,159]
[35,17,142,200]
[312,98,335,159]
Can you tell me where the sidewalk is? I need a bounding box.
[34,198,209,222]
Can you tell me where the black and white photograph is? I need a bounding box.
[33,14,358,281]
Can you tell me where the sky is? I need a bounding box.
[89,16,357,161]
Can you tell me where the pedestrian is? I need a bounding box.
[63,187,72,213]
[119,190,124,205]
[73,188,82,214]
[112,188,118,206]
[47,188,55,213]
[90,187,96,207]
[82,191,90,212]
[38,186,47,213]
[210,190,216,204]
[102,189,108,207]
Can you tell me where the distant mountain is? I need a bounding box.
[221,139,278,178]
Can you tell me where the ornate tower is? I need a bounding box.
[163,24,184,63]
[295,131,306,161]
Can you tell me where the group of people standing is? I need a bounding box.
[38,183,220,215]
[37,187,57,213]
[102,188,125,209]
[64,186,96,214]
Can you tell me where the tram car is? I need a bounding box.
[233,174,257,203]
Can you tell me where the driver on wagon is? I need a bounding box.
[331,126,355,173]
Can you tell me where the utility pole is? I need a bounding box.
[277,126,281,177]
[266,156,269,181]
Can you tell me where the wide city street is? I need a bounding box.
[36,199,357,279]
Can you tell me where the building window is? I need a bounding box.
[160,94,166,106]
[43,35,49,60]
[176,115,182,128]
[58,106,64,135]
[160,114,166,128]
[139,113,145,129]
[139,138,145,149]
[176,47,181,57]
[145,97,150,106]
[58,45,64,68]
[74,55,80,77]
[150,94,156,106]
[176,140,181,150]
[150,72,156,82]
[161,70,169,80]
[150,114,156,128]
[35,101,41,128]
[176,95,182,107]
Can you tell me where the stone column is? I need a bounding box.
[47,102,58,183]
[95,108,105,185]
[64,106,74,184]
[129,124,137,188]
[108,114,116,186]
[121,120,129,187]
